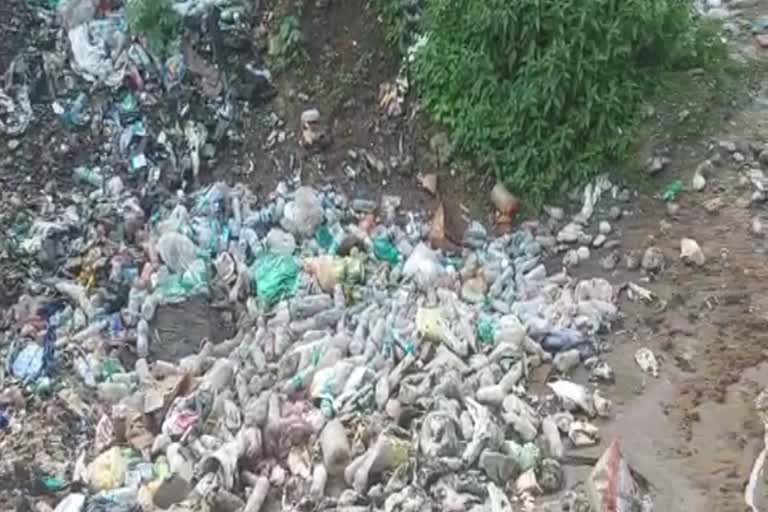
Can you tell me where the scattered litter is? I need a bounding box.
[635,347,659,377]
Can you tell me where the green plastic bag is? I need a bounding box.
[477,316,496,346]
[661,180,683,202]
[251,252,300,306]
[315,225,336,253]
[156,259,209,300]
[373,237,401,265]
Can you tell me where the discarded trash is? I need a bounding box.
[661,180,683,202]
[251,252,300,306]
[634,347,659,377]
[587,440,642,512]
[680,238,706,266]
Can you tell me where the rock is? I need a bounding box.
[553,350,581,374]
[703,197,723,214]
[734,152,745,164]
[556,223,584,244]
[753,190,767,204]
[536,235,556,251]
[736,196,752,209]
[666,202,680,216]
[600,251,619,271]
[680,238,705,266]
[592,234,607,248]
[617,188,631,202]
[608,206,622,221]
[646,156,669,175]
[544,206,565,221]
[478,451,520,483]
[598,221,612,235]
[563,249,580,268]
[7,139,20,151]
[758,148,768,166]
[641,246,664,272]
[692,172,706,192]
[752,216,764,237]
[696,159,715,176]
[625,251,640,270]
[718,140,737,153]
[576,246,590,262]
[429,133,454,165]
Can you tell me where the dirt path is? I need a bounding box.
[564,69,768,511]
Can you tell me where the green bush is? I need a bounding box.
[408,0,725,203]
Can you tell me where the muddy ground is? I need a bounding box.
[3,0,768,510]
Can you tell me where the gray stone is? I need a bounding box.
[703,197,723,214]
[478,450,520,483]
[563,249,580,267]
[600,251,619,271]
[608,206,622,221]
[758,148,768,167]
[556,223,584,244]
[544,206,565,221]
[7,139,20,151]
[667,202,680,217]
[592,234,607,248]
[625,251,640,270]
[718,140,737,153]
[733,152,745,164]
[617,188,631,202]
[646,156,669,175]
[598,221,612,235]
[641,246,665,272]
[576,246,590,262]
[536,235,556,251]
[752,217,764,237]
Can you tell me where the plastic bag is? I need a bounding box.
[87,447,128,491]
[155,232,198,274]
[250,253,299,306]
[587,440,640,512]
[155,259,209,300]
[373,237,401,265]
[402,242,441,288]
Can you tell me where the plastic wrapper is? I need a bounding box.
[587,440,641,512]
[87,447,128,492]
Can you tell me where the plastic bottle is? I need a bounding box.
[137,319,149,358]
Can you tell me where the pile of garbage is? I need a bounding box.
[0,1,653,512]
[0,172,651,512]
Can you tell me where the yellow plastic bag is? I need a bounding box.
[87,446,126,491]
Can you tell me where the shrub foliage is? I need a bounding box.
[408,0,724,202]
